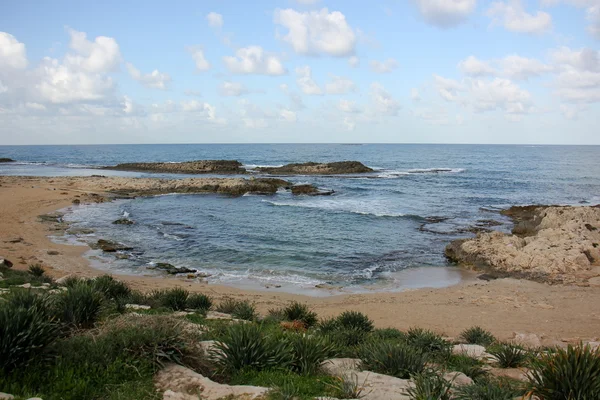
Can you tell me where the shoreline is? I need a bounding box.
[2,175,600,343]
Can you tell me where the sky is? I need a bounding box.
[0,0,599,145]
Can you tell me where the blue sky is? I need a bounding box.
[0,0,599,144]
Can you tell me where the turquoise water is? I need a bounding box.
[1,144,599,290]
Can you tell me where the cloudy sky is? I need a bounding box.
[1,0,599,145]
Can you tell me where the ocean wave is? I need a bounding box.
[407,168,465,174]
[243,164,284,170]
[262,199,407,218]
[9,161,101,169]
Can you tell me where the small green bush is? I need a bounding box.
[288,333,337,375]
[372,328,407,342]
[161,287,189,311]
[281,302,318,328]
[406,328,452,357]
[213,323,293,373]
[454,377,523,400]
[231,300,257,321]
[317,317,340,334]
[57,282,104,329]
[460,326,496,347]
[28,263,46,277]
[187,293,212,311]
[0,300,60,373]
[216,297,239,314]
[488,343,528,368]
[328,327,370,350]
[5,289,52,315]
[406,369,453,400]
[359,341,427,379]
[527,344,600,400]
[336,311,374,333]
[444,354,488,381]
[61,275,84,288]
[92,275,131,300]
[230,370,339,400]
[326,372,368,399]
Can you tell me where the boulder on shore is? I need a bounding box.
[257,161,373,175]
[94,239,134,253]
[0,258,13,269]
[149,262,196,275]
[103,160,246,174]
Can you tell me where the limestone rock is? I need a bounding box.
[443,371,473,387]
[489,367,529,382]
[0,258,13,269]
[257,161,374,175]
[512,332,542,348]
[95,239,134,253]
[353,371,411,400]
[321,358,361,376]
[155,364,268,400]
[291,184,335,196]
[0,393,14,400]
[125,304,151,310]
[104,160,246,175]
[149,263,196,275]
[206,311,234,320]
[452,344,488,359]
[55,274,73,284]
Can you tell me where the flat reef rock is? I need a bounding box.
[103,160,246,174]
[445,205,600,284]
[0,158,15,163]
[257,161,373,175]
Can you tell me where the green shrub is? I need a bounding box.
[280,302,318,328]
[187,293,212,311]
[61,275,84,288]
[372,328,407,342]
[406,369,453,400]
[288,333,337,375]
[28,263,46,277]
[216,297,239,314]
[460,326,496,347]
[328,327,370,350]
[454,377,523,400]
[488,343,528,368]
[5,289,52,315]
[317,317,340,334]
[0,300,60,373]
[231,300,257,321]
[336,311,374,333]
[527,344,600,400]
[161,287,189,311]
[444,354,488,381]
[230,370,339,400]
[326,372,368,399]
[359,341,427,379]
[406,328,452,357]
[57,282,104,329]
[265,307,287,323]
[213,323,293,373]
[92,275,131,300]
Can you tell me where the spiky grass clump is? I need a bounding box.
[526,344,600,400]
[372,328,407,342]
[317,317,340,334]
[281,302,318,328]
[186,293,212,312]
[28,263,46,277]
[215,297,239,314]
[161,287,189,311]
[0,295,60,373]
[61,275,84,288]
[336,311,374,333]
[454,377,523,400]
[57,282,104,329]
[5,289,53,314]
[212,323,293,373]
[231,300,257,321]
[406,369,453,400]
[444,354,488,381]
[406,328,452,358]
[359,341,427,379]
[92,275,131,301]
[460,326,496,347]
[288,333,337,375]
[488,343,528,368]
[326,372,367,399]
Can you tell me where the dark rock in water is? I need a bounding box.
[68,227,95,235]
[257,161,373,175]
[95,239,134,252]
[115,253,131,260]
[113,218,134,225]
[38,213,63,223]
[0,258,13,268]
[150,262,196,275]
[476,219,503,227]
[103,160,246,174]
[0,158,15,163]
[291,184,334,196]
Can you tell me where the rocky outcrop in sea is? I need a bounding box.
[256,161,374,175]
[103,160,246,174]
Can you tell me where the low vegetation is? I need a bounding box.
[1,270,599,400]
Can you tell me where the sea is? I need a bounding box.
[1,144,599,294]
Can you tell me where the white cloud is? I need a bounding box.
[295,0,321,4]
[348,56,360,68]
[25,102,46,111]
[64,28,121,73]
[343,117,356,130]
[296,65,322,94]
[433,74,464,101]
[458,56,496,76]
[274,8,356,57]
[370,82,401,116]
[413,0,477,28]
[189,47,211,72]
[0,32,27,69]
[338,99,362,113]
[370,58,399,73]
[219,81,249,96]
[223,46,286,75]
[500,55,551,80]
[325,76,356,94]
[126,62,171,89]
[411,88,421,101]
[206,12,224,28]
[280,83,306,110]
[412,107,455,125]
[180,100,225,123]
[0,80,7,93]
[550,46,599,72]
[550,46,600,103]
[487,0,552,34]
[184,89,202,97]
[587,6,600,39]
[280,109,297,122]
[469,78,532,113]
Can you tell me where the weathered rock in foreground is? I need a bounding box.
[155,364,268,400]
[446,205,600,284]
[0,158,15,163]
[104,160,246,174]
[257,161,373,175]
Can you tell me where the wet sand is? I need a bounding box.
[2,175,600,343]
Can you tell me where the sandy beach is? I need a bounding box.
[2,175,600,344]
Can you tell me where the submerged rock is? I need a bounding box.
[95,239,134,253]
[257,161,373,175]
[104,160,246,174]
[291,184,335,196]
[112,218,134,225]
[149,262,196,275]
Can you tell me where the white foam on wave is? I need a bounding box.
[407,167,465,174]
[243,164,284,171]
[162,232,185,241]
[262,198,406,218]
